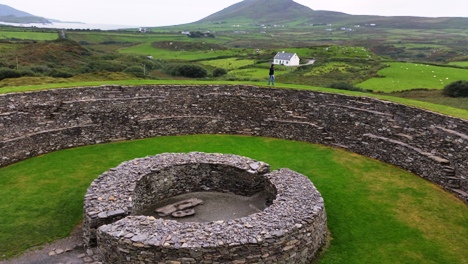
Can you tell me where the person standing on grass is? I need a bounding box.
[268,64,275,85]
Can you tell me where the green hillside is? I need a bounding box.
[0,15,50,24]
[359,62,468,92]
[192,0,468,29]
[198,0,334,24]
[0,4,50,24]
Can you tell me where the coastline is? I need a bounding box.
[0,21,139,30]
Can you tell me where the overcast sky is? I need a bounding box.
[1,0,466,27]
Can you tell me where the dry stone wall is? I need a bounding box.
[86,152,327,264]
[1,85,467,201]
[83,152,274,246]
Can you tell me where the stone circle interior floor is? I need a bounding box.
[138,191,269,222]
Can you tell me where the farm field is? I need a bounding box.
[1,25,467,110]
[449,61,468,67]
[304,61,368,76]
[67,31,191,44]
[0,135,467,264]
[119,42,246,61]
[0,30,58,40]
[200,58,257,70]
[229,67,272,79]
[390,89,468,110]
[198,57,284,80]
[298,46,377,60]
[358,62,468,92]
[229,66,294,80]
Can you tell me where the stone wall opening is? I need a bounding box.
[83,152,327,263]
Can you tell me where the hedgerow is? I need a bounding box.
[443,80,468,97]
[166,64,208,78]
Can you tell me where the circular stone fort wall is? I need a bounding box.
[0,85,467,203]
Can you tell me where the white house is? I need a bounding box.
[273,51,300,66]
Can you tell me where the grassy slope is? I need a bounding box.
[449,61,468,67]
[390,89,468,110]
[359,62,468,92]
[0,31,57,41]
[0,135,467,263]
[200,58,256,70]
[119,42,250,61]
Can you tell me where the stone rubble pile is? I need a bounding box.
[155,198,204,218]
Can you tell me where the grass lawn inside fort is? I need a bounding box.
[0,134,467,263]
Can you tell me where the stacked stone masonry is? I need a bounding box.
[83,152,274,246]
[85,152,327,263]
[0,84,467,202]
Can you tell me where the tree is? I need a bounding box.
[188,31,215,38]
[213,68,228,77]
[0,67,36,80]
[443,80,468,97]
[0,67,21,80]
[48,69,73,78]
[124,66,146,78]
[167,64,208,78]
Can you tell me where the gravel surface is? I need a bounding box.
[0,225,101,264]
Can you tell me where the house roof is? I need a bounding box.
[274,51,297,60]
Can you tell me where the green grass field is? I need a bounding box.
[229,68,267,79]
[390,89,468,110]
[228,64,292,79]
[0,135,467,263]
[67,31,191,44]
[304,62,365,76]
[0,31,58,41]
[358,62,468,92]
[119,42,250,61]
[449,61,468,67]
[301,46,377,60]
[200,58,256,70]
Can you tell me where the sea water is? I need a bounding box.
[0,21,139,30]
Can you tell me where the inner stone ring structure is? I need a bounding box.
[83,152,327,263]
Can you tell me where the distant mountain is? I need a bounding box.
[196,0,468,29]
[0,4,51,24]
[201,0,325,23]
